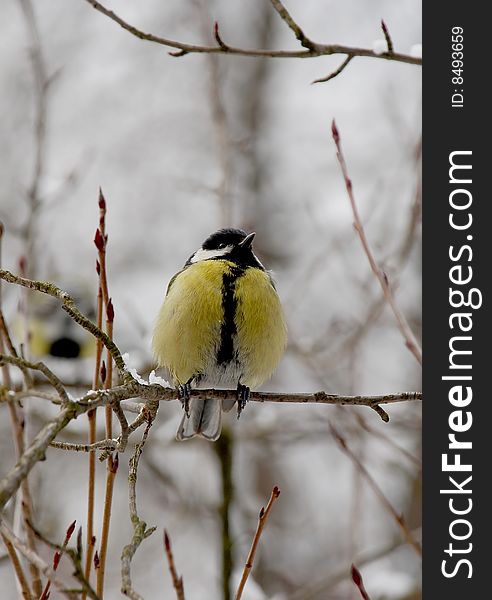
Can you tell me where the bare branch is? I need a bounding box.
[213,21,229,51]
[194,1,233,226]
[235,486,281,600]
[311,55,353,84]
[39,520,76,600]
[0,354,69,403]
[163,530,185,600]
[0,401,83,511]
[0,310,32,387]
[27,522,100,600]
[97,453,118,597]
[0,359,420,514]
[6,389,61,405]
[381,20,394,55]
[329,422,422,556]
[121,421,157,599]
[0,531,33,600]
[268,0,314,49]
[17,0,50,279]
[331,120,422,365]
[0,521,74,600]
[0,269,129,377]
[214,428,234,599]
[50,439,118,453]
[82,0,421,67]
[286,528,421,600]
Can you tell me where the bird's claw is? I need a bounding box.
[178,383,192,417]
[236,383,250,419]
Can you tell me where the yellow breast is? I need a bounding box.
[152,260,287,388]
[152,260,225,384]
[234,268,287,387]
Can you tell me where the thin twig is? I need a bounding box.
[27,522,100,600]
[0,520,73,600]
[329,422,422,556]
[39,520,76,600]
[269,0,314,49]
[50,439,119,453]
[0,269,129,376]
[95,191,118,599]
[163,530,185,600]
[0,310,32,387]
[235,486,281,600]
[0,354,69,403]
[0,361,420,515]
[6,389,61,404]
[121,421,157,599]
[1,359,422,413]
[194,1,233,226]
[286,528,421,600]
[84,224,104,595]
[0,350,422,418]
[96,453,118,598]
[0,400,83,511]
[0,532,33,600]
[381,20,394,55]
[213,21,229,51]
[214,428,234,600]
[111,399,130,451]
[82,0,421,66]
[311,55,353,84]
[354,413,421,470]
[351,564,371,600]
[0,226,42,598]
[17,0,49,279]
[331,120,422,365]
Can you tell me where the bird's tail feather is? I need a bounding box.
[176,398,222,441]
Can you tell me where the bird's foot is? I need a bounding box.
[236,383,250,419]
[178,382,192,417]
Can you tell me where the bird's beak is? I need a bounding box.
[239,232,256,249]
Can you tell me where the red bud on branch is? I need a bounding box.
[107,298,114,322]
[331,119,340,143]
[100,361,107,384]
[94,228,105,252]
[98,188,106,211]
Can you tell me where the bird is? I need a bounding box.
[152,228,287,441]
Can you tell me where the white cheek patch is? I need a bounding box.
[190,246,233,263]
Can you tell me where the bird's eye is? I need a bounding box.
[218,243,226,249]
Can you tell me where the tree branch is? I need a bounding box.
[163,530,185,600]
[0,354,69,404]
[121,421,156,599]
[235,486,280,600]
[312,55,353,84]
[331,120,422,365]
[268,0,314,49]
[0,269,129,377]
[329,422,422,556]
[351,564,371,600]
[0,358,421,511]
[0,401,82,511]
[82,0,421,70]
[0,531,33,600]
[0,521,74,600]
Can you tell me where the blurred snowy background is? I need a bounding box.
[0,0,421,598]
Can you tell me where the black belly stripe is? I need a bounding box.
[217,265,244,365]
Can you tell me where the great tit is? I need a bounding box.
[152,228,287,441]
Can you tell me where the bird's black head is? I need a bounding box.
[187,228,264,269]
[202,228,250,250]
